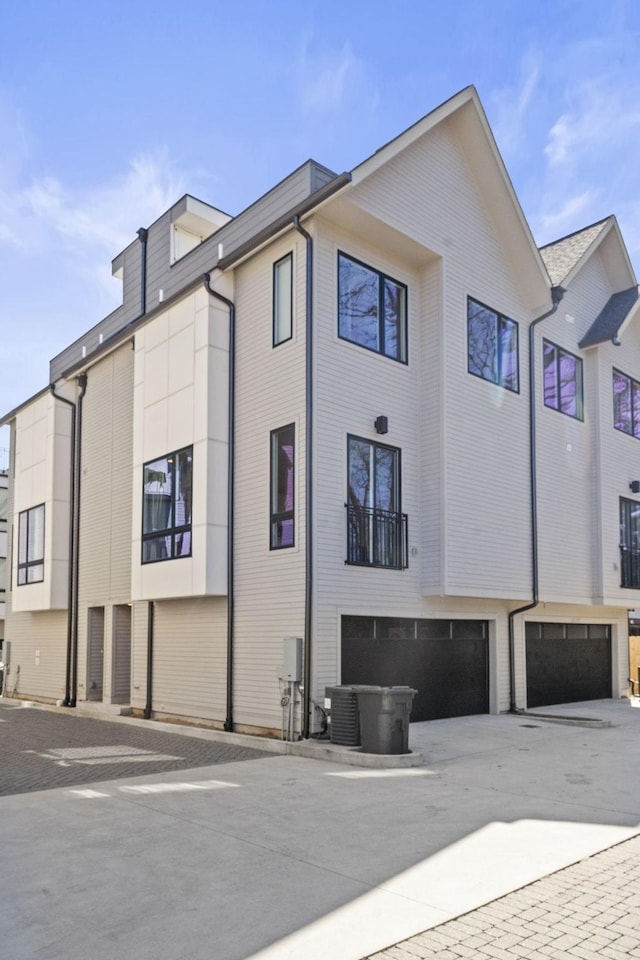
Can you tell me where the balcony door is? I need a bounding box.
[346,436,406,569]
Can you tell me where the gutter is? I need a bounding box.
[293,215,313,740]
[203,274,236,733]
[508,285,565,712]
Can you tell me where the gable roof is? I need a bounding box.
[349,85,552,307]
[539,218,611,286]
[579,286,640,348]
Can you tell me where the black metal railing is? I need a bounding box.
[345,503,408,570]
[620,545,640,588]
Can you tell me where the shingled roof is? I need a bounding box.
[539,218,611,286]
[579,286,640,348]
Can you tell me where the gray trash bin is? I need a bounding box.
[356,686,417,754]
[325,686,362,746]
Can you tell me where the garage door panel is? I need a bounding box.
[341,617,488,722]
[525,624,611,708]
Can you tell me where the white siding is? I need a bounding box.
[536,251,613,603]
[595,296,640,606]
[11,393,72,612]
[129,597,227,722]
[312,118,541,711]
[233,233,307,732]
[3,609,68,701]
[76,343,134,702]
[131,288,228,600]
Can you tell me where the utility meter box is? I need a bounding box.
[282,637,303,682]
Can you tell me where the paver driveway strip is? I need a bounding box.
[365,833,640,959]
[0,698,272,795]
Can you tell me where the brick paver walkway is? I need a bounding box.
[0,699,272,796]
[366,833,640,959]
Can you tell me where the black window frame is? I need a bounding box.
[620,496,640,588]
[613,368,640,439]
[141,446,193,565]
[543,339,584,420]
[270,424,295,550]
[337,251,408,364]
[467,297,519,393]
[272,252,293,347]
[345,434,408,570]
[17,502,45,586]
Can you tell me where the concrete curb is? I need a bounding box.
[2,695,423,768]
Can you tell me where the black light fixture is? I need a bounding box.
[374,415,388,435]
[630,481,640,494]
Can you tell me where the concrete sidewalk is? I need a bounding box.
[1,699,639,960]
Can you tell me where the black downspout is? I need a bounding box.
[293,215,313,740]
[70,374,87,707]
[137,228,148,316]
[49,384,77,706]
[203,274,236,733]
[144,600,154,719]
[508,285,565,712]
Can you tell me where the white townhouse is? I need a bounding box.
[2,87,639,737]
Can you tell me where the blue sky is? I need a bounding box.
[1,0,640,451]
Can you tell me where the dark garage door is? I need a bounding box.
[341,616,489,722]
[525,622,611,708]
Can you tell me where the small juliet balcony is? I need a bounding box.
[345,503,408,570]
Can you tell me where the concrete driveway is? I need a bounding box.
[1,698,639,960]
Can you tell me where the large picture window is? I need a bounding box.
[338,252,407,362]
[543,340,583,420]
[613,369,640,438]
[467,298,519,392]
[620,497,640,588]
[270,425,295,549]
[273,253,293,346]
[17,503,45,585]
[142,447,193,564]
[346,436,407,569]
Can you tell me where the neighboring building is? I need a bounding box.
[2,86,639,737]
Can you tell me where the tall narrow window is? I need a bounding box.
[338,252,407,362]
[141,447,193,563]
[620,497,640,588]
[467,298,519,392]
[346,436,407,569]
[273,253,293,346]
[270,424,295,549]
[613,369,640,438]
[543,340,583,419]
[17,503,45,585]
